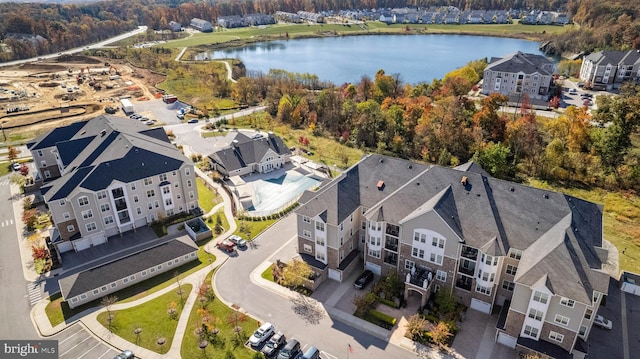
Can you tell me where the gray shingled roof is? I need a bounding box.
[59,236,198,300]
[297,154,608,304]
[486,51,553,75]
[208,132,290,173]
[584,50,627,66]
[41,115,189,202]
[27,121,88,151]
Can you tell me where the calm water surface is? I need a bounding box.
[196,34,549,84]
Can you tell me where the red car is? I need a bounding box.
[217,239,236,252]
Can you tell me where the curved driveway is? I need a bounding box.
[213,215,412,358]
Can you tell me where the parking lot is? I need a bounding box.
[52,323,120,359]
[246,323,338,359]
[130,98,189,125]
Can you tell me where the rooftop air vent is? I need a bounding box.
[377,180,385,191]
[543,194,549,199]
[510,187,515,192]
[408,164,412,169]
[461,176,468,186]
[100,129,106,137]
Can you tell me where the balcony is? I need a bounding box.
[114,198,127,211]
[384,251,398,266]
[406,266,434,288]
[458,259,476,276]
[460,245,478,260]
[455,275,473,291]
[384,238,398,252]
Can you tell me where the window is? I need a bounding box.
[483,254,498,265]
[436,270,447,282]
[302,230,311,238]
[80,294,87,300]
[412,247,425,259]
[63,212,70,220]
[134,195,139,203]
[67,225,75,232]
[431,237,445,248]
[509,248,522,260]
[533,290,549,304]
[129,275,135,281]
[168,261,173,266]
[502,280,514,291]
[475,284,491,295]
[136,207,142,215]
[584,308,593,320]
[155,201,159,208]
[528,309,544,321]
[414,232,427,243]
[506,265,517,275]
[93,289,99,295]
[174,259,179,264]
[316,237,325,246]
[368,249,381,258]
[316,251,326,261]
[554,314,569,326]
[162,186,170,194]
[104,216,114,225]
[37,150,43,157]
[148,202,153,210]
[159,173,167,181]
[72,297,78,303]
[523,325,538,338]
[59,200,65,206]
[97,190,107,200]
[141,270,147,277]
[157,265,162,270]
[549,331,564,343]
[123,277,129,283]
[110,282,117,288]
[41,160,46,167]
[579,325,587,337]
[100,203,110,212]
[429,252,443,265]
[101,286,107,292]
[560,297,575,308]
[185,168,191,176]
[86,222,97,232]
[78,196,89,206]
[405,260,415,271]
[130,182,137,191]
[316,222,325,231]
[189,191,194,199]
[147,189,155,198]
[150,267,156,273]
[81,209,93,219]
[144,178,153,186]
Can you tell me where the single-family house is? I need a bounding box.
[190,18,213,32]
[207,132,291,178]
[168,21,181,32]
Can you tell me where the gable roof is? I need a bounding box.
[486,51,554,76]
[58,236,198,300]
[297,154,608,301]
[208,132,290,173]
[27,121,88,150]
[40,115,189,202]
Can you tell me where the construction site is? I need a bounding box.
[0,54,166,141]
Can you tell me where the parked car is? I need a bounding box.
[188,119,199,124]
[261,331,286,357]
[593,315,612,329]
[145,120,155,125]
[216,239,236,253]
[354,270,374,289]
[113,350,134,359]
[12,162,21,171]
[228,235,247,248]
[249,322,275,347]
[568,88,578,94]
[277,339,300,359]
[301,346,321,359]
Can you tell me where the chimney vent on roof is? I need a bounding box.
[100,129,106,137]
[461,176,468,186]
[543,194,549,199]
[379,159,384,163]
[510,187,515,192]
[377,180,385,191]
[408,164,412,169]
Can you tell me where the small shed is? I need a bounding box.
[621,271,640,296]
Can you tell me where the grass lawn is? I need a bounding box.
[236,218,277,241]
[205,209,229,236]
[180,270,259,359]
[229,113,364,169]
[197,177,222,213]
[201,130,228,138]
[96,284,192,354]
[528,179,640,272]
[45,239,216,326]
[163,22,571,50]
[261,264,275,283]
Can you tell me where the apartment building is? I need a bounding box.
[482,51,555,101]
[28,115,199,253]
[579,50,640,91]
[295,154,610,358]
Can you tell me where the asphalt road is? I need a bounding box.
[0,26,148,68]
[214,214,412,358]
[0,176,39,340]
[52,323,119,359]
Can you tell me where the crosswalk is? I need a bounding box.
[27,281,42,306]
[0,219,14,227]
[0,180,10,186]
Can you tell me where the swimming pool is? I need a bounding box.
[248,173,320,214]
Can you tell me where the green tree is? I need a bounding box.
[592,94,640,169]
[280,259,313,289]
[474,142,512,178]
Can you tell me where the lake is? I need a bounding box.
[195,34,550,85]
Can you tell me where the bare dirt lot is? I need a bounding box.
[0,55,165,141]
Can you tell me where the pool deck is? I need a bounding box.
[229,163,324,214]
